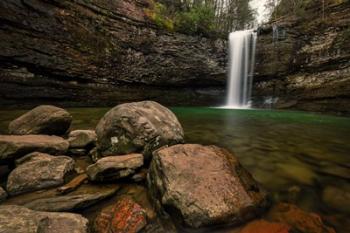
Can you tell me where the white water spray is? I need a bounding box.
[226,30,257,108]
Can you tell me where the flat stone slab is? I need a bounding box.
[24,184,119,212]
[87,154,144,182]
[7,152,74,195]
[0,205,88,233]
[8,105,72,135]
[0,135,69,161]
[148,144,269,228]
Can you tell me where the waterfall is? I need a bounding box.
[226,30,257,108]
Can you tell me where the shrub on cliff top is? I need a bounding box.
[174,5,216,36]
[145,1,216,37]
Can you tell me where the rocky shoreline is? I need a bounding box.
[0,102,336,233]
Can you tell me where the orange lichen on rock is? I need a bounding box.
[94,197,147,233]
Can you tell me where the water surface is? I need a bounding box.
[0,107,349,232]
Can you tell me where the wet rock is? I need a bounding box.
[94,197,147,233]
[57,174,88,194]
[7,152,74,195]
[89,147,101,162]
[15,151,54,165]
[141,218,177,233]
[24,184,119,212]
[0,205,88,233]
[240,220,291,233]
[95,101,184,160]
[267,203,336,233]
[0,135,69,161]
[131,169,148,182]
[276,162,316,185]
[147,144,269,228]
[322,186,350,214]
[68,148,88,156]
[87,154,143,182]
[68,130,97,148]
[0,187,7,202]
[8,105,72,135]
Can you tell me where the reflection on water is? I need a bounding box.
[0,107,349,232]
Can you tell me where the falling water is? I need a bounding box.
[226,30,257,108]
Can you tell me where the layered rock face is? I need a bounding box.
[0,0,226,107]
[254,1,350,115]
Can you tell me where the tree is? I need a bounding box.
[156,0,256,36]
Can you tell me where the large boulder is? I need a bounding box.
[87,154,143,182]
[94,197,147,233]
[0,205,88,233]
[7,152,75,195]
[95,101,184,160]
[8,105,72,135]
[68,130,97,148]
[0,135,69,161]
[147,144,269,228]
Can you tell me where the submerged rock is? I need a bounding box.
[87,154,143,182]
[322,185,350,214]
[7,152,74,195]
[0,135,69,161]
[240,220,291,233]
[0,187,7,202]
[94,197,147,233]
[95,101,184,160]
[24,184,119,212]
[0,205,88,233]
[147,144,269,228]
[8,105,72,135]
[267,203,336,233]
[68,130,97,148]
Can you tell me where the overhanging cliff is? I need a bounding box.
[0,0,227,107]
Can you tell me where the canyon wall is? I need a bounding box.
[253,1,350,115]
[0,0,226,107]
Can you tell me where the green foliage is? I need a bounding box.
[145,0,256,36]
[174,5,216,36]
[145,2,174,31]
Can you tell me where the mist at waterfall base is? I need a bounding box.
[222,30,257,109]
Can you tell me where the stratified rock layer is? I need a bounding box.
[0,135,69,161]
[0,0,226,107]
[96,101,184,159]
[8,105,72,135]
[0,205,88,233]
[7,152,75,195]
[147,144,269,228]
[254,2,350,115]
